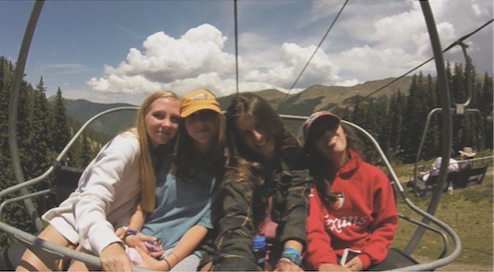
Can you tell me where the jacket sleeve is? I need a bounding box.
[359,170,398,268]
[276,169,311,246]
[211,180,260,271]
[74,136,139,254]
[305,186,338,270]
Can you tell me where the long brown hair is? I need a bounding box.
[304,122,362,206]
[225,93,303,170]
[172,111,227,181]
[135,90,179,212]
[225,93,303,227]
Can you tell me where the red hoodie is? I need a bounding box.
[305,150,397,270]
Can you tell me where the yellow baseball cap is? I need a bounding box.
[181,88,222,118]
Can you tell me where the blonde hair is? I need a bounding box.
[134,90,180,212]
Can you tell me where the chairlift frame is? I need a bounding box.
[0,0,469,270]
[406,3,490,255]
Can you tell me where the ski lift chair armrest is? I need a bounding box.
[0,189,55,222]
[0,221,101,268]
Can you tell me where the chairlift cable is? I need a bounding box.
[276,0,350,112]
[334,18,493,116]
[234,0,239,95]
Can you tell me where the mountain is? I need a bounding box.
[48,98,138,138]
[218,76,414,115]
[59,76,414,137]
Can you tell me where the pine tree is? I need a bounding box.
[29,78,57,212]
[30,78,53,176]
[480,73,493,149]
[388,90,406,162]
[0,57,14,189]
[81,133,94,167]
[51,87,71,155]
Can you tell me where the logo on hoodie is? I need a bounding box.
[330,192,345,211]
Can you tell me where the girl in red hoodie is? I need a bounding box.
[302,111,398,271]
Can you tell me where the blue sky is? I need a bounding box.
[1,0,492,105]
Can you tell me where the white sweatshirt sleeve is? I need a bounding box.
[74,133,140,254]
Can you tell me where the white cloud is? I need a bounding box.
[85,0,492,100]
[88,24,235,96]
[88,23,340,97]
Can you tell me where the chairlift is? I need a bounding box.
[0,0,474,271]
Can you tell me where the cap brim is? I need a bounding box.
[306,114,340,140]
[181,105,222,118]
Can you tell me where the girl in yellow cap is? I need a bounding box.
[116,89,226,271]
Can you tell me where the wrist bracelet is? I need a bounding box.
[123,229,137,241]
[280,251,302,266]
[163,258,172,271]
[169,252,179,262]
[282,246,301,256]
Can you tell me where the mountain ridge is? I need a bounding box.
[57,76,414,137]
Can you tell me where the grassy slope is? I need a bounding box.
[391,162,493,270]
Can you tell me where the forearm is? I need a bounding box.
[278,170,310,245]
[283,240,303,253]
[166,225,208,268]
[127,204,146,231]
[212,181,259,271]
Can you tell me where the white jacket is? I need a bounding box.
[43,131,141,254]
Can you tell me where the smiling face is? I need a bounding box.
[310,120,347,165]
[234,112,276,162]
[145,97,181,147]
[185,109,220,150]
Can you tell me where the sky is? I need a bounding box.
[0,0,492,105]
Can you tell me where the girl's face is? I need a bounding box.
[311,121,347,162]
[185,110,220,147]
[234,112,275,161]
[145,97,181,147]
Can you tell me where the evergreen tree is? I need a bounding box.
[0,57,14,189]
[387,90,406,162]
[51,87,71,155]
[401,74,423,162]
[81,133,94,168]
[422,74,439,159]
[30,78,53,176]
[30,78,56,211]
[480,72,493,149]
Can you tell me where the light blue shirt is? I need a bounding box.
[140,162,217,251]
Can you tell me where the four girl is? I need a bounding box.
[15,91,398,272]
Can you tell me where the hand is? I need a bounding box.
[274,261,303,272]
[100,242,133,271]
[115,227,126,239]
[125,233,164,257]
[344,256,363,271]
[135,247,169,271]
[318,263,351,271]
